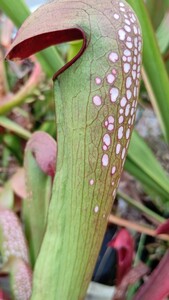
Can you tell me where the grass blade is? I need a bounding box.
[0,0,30,27]
[117,190,165,223]
[156,11,169,54]
[0,116,31,139]
[126,131,169,207]
[127,0,169,143]
[145,0,169,29]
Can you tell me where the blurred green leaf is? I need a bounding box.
[0,182,14,210]
[0,116,31,139]
[3,134,23,163]
[126,131,169,209]
[117,190,165,223]
[156,11,169,54]
[23,151,52,266]
[36,48,64,78]
[145,0,169,29]
[0,0,29,27]
[127,0,169,143]
[67,40,83,62]
[39,121,56,138]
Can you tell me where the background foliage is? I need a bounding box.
[0,0,169,299]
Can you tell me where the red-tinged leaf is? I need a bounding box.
[1,17,14,49]
[113,262,149,300]
[10,168,27,199]
[133,250,169,300]
[0,209,29,266]
[156,219,169,235]
[0,289,10,300]
[26,131,57,178]
[10,258,32,300]
[108,229,134,285]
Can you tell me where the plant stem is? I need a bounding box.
[108,215,169,241]
[0,63,41,115]
[126,234,146,300]
[0,116,31,140]
[134,234,146,266]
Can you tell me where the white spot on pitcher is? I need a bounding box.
[103,134,111,147]
[116,143,121,154]
[89,179,94,186]
[110,87,119,102]
[95,77,102,85]
[94,205,99,213]
[109,52,119,63]
[102,154,109,167]
[118,29,126,41]
[107,74,115,84]
[118,126,124,139]
[93,95,102,106]
[111,166,116,175]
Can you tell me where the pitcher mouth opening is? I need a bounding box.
[6,27,87,81]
